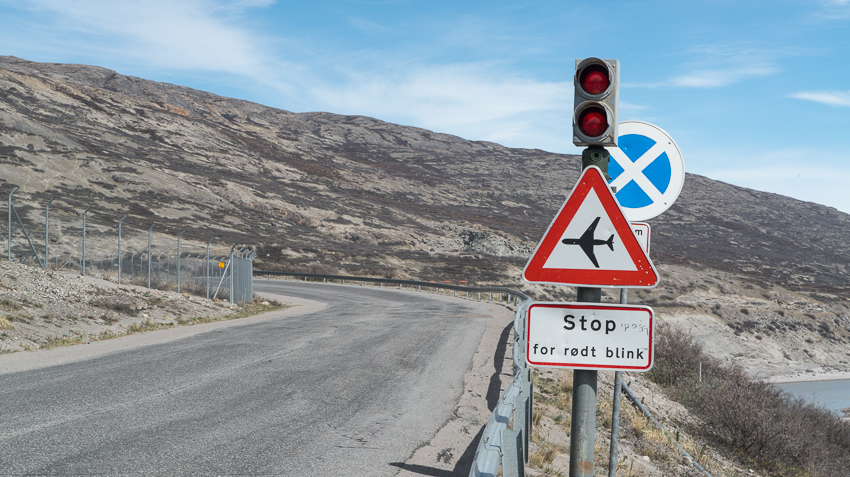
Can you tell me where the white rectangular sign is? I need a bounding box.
[631,222,650,254]
[526,302,654,371]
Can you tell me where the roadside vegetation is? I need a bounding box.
[37,295,286,351]
[648,323,850,476]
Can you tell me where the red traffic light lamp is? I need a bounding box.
[573,58,619,148]
[578,63,610,95]
[577,105,608,138]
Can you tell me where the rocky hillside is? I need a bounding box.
[1,56,849,293]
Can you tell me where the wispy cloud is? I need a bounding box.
[790,90,850,107]
[670,63,779,88]
[627,43,781,89]
[815,0,850,19]
[702,152,850,213]
[1,0,277,75]
[307,62,574,149]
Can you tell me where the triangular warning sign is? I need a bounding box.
[523,166,659,288]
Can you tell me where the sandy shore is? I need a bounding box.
[766,370,850,384]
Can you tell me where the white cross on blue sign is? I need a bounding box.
[606,121,685,221]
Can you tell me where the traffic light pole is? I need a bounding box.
[570,287,600,477]
[569,149,610,477]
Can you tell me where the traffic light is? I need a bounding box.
[573,58,619,147]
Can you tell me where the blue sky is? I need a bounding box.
[2,0,849,213]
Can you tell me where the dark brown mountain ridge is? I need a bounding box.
[1,56,848,297]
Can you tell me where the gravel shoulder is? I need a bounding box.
[0,261,321,371]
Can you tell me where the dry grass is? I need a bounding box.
[0,317,15,330]
[528,440,558,467]
[42,334,86,349]
[0,299,21,311]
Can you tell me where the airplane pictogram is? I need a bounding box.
[559,217,613,269]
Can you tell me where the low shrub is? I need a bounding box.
[648,323,850,476]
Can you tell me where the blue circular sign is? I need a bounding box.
[605,121,684,221]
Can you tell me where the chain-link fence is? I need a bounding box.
[4,189,256,304]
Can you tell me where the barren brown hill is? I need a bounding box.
[1,56,848,298]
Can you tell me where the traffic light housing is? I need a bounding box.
[573,58,619,147]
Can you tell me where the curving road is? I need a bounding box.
[0,280,501,475]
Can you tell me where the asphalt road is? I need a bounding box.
[0,280,494,475]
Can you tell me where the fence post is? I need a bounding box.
[7,187,17,261]
[118,215,128,284]
[176,230,185,293]
[206,237,216,299]
[608,288,628,477]
[45,197,55,269]
[81,206,92,275]
[229,244,238,304]
[147,222,157,288]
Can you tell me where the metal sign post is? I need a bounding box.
[570,288,600,477]
[571,146,610,477]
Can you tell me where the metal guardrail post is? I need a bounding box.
[501,429,526,477]
[513,395,529,464]
[522,367,533,456]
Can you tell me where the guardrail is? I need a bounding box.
[253,270,529,303]
[468,299,533,477]
[253,269,533,476]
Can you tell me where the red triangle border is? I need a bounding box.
[522,166,659,288]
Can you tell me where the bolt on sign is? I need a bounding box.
[526,302,654,371]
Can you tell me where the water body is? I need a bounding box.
[775,379,850,417]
